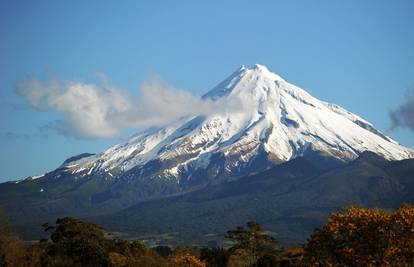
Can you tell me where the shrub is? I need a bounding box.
[169,251,206,267]
[153,246,173,259]
[200,247,230,267]
[255,254,280,267]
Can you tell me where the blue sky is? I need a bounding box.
[1,0,414,181]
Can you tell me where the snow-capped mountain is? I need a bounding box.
[5,64,414,242]
[53,64,413,185]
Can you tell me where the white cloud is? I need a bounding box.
[15,74,239,139]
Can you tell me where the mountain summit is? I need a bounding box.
[56,64,413,186]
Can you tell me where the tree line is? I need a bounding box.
[1,204,414,266]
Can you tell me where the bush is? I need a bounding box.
[153,246,172,259]
[200,247,230,267]
[169,250,206,267]
[255,254,280,267]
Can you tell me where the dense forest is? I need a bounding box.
[1,205,414,267]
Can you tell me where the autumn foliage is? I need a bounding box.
[0,210,37,267]
[169,251,206,267]
[305,204,414,266]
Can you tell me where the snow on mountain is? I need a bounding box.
[59,64,414,182]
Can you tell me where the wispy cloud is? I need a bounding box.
[0,131,48,141]
[390,90,414,133]
[15,74,239,139]
[0,131,31,140]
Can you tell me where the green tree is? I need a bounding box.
[41,217,167,267]
[42,217,114,266]
[226,221,278,266]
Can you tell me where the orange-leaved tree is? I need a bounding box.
[169,251,206,267]
[304,204,414,267]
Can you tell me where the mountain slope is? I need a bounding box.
[95,153,414,245]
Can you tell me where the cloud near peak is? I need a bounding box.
[15,75,232,139]
[389,90,414,134]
